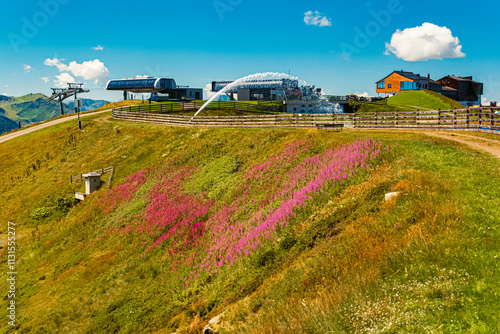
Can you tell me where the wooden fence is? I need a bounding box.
[70,166,115,189]
[119,100,285,114]
[112,106,500,133]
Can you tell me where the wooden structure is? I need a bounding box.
[438,75,483,105]
[316,123,344,131]
[112,106,500,135]
[376,71,441,95]
[71,166,115,200]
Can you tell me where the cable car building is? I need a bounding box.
[211,78,302,101]
[105,77,203,101]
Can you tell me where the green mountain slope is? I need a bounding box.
[0,116,499,333]
[0,115,18,133]
[67,98,110,112]
[388,90,464,110]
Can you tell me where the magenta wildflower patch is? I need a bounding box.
[98,138,384,287]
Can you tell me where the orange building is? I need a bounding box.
[376,71,441,95]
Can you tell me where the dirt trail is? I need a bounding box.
[423,131,500,159]
[0,109,111,144]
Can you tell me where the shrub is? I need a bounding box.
[30,207,52,220]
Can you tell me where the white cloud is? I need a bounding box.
[24,64,33,73]
[4,85,9,88]
[135,75,149,79]
[41,77,49,83]
[385,23,465,62]
[93,45,104,51]
[44,57,110,85]
[54,73,75,88]
[354,91,369,98]
[304,10,332,27]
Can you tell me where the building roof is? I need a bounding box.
[211,78,299,93]
[441,86,458,92]
[440,75,482,85]
[376,70,432,84]
[105,77,177,93]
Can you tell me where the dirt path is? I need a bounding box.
[423,131,500,159]
[0,109,112,144]
[94,115,114,123]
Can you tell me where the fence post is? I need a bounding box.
[438,108,441,129]
[453,108,457,129]
[396,110,398,127]
[478,108,482,129]
[466,107,470,129]
[275,114,277,127]
[491,108,495,129]
[375,111,378,126]
[332,112,335,123]
[417,109,419,128]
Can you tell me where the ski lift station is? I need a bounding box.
[105,77,203,102]
[211,78,303,101]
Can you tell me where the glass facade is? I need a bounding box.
[377,81,385,89]
[400,81,417,90]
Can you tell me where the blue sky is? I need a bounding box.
[1,0,499,103]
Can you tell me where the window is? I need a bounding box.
[388,84,392,88]
[377,81,385,89]
[400,81,417,91]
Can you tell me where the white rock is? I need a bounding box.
[385,192,400,201]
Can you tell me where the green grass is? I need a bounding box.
[0,116,499,334]
[348,99,418,113]
[388,90,464,110]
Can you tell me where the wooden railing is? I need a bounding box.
[112,110,348,128]
[70,166,115,189]
[117,100,285,114]
[112,107,500,133]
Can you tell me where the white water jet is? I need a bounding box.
[190,72,341,121]
[191,72,298,121]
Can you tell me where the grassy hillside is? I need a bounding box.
[0,115,499,333]
[346,99,418,113]
[388,90,464,110]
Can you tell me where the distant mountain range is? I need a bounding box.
[66,98,110,112]
[0,94,109,135]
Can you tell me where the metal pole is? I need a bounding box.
[75,90,81,130]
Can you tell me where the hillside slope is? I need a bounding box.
[0,116,499,333]
[388,90,464,110]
